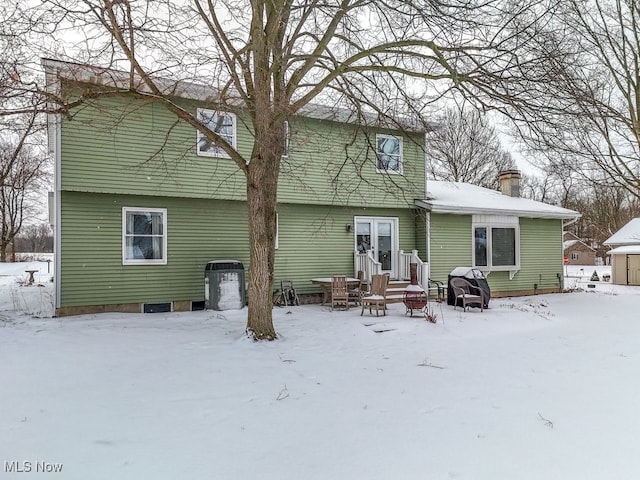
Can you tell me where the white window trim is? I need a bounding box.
[196,108,237,158]
[472,216,520,273]
[122,207,168,265]
[375,134,403,175]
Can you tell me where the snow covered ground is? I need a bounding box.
[2,261,639,479]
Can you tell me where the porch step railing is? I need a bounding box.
[355,249,428,287]
[398,250,429,288]
[354,250,381,284]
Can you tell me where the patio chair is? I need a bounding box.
[360,274,389,316]
[449,277,485,312]
[331,275,349,311]
[348,270,366,306]
[427,278,446,303]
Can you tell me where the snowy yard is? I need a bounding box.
[2,261,640,479]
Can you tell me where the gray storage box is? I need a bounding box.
[204,260,246,310]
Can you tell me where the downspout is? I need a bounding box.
[44,60,63,316]
[426,211,431,275]
[54,113,62,315]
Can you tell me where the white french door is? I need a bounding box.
[355,217,398,278]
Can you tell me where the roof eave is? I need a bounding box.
[415,200,581,220]
[41,58,427,132]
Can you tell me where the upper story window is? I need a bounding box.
[473,216,520,271]
[196,109,236,157]
[122,207,167,265]
[376,134,403,175]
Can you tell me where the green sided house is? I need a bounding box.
[418,173,580,296]
[44,59,580,316]
[44,59,430,316]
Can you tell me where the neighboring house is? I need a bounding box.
[416,173,580,297]
[603,218,640,286]
[563,231,597,266]
[45,60,581,316]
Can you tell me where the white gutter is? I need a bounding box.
[415,199,581,221]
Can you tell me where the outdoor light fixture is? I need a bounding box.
[346,224,352,233]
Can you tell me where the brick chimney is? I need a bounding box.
[499,169,521,197]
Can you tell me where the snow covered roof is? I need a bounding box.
[603,218,640,246]
[607,245,640,255]
[416,181,581,220]
[563,239,595,252]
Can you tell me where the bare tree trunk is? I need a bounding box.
[245,137,280,341]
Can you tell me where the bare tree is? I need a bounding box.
[504,0,640,198]
[519,155,640,259]
[426,107,515,188]
[565,184,640,257]
[14,223,54,254]
[6,0,563,340]
[0,138,48,262]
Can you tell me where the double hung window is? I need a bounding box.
[123,207,167,265]
[196,109,236,157]
[376,134,403,174]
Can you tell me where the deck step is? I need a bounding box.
[386,281,422,304]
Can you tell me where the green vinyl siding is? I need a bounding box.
[275,205,419,293]
[61,98,249,201]
[277,116,425,207]
[60,96,424,208]
[429,214,472,283]
[59,191,251,307]
[429,214,564,294]
[514,217,564,291]
[59,191,420,308]
[414,209,428,260]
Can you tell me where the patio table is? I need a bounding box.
[310,277,361,305]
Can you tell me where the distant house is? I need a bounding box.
[603,218,640,285]
[563,231,596,266]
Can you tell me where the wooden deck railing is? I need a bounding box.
[398,250,429,288]
[355,249,428,287]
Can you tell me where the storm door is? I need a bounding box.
[355,217,398,278]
